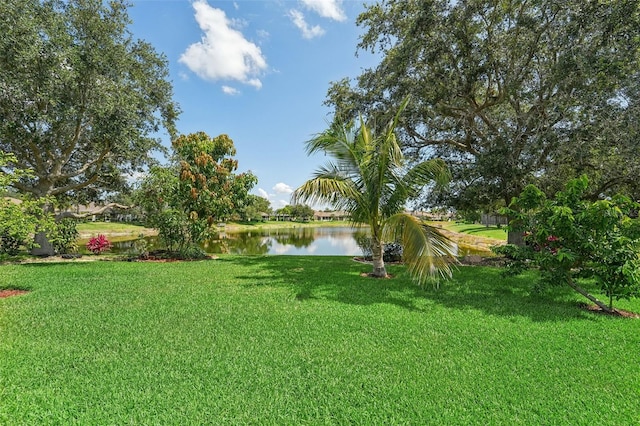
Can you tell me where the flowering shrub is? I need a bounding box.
[497,176,640,312]
[86,234,112,254]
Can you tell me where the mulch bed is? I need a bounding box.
[578,303,639,318]
[0,289,29,298]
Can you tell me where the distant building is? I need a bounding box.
[410,210,454,221]
[313,210,350,221]
[481,213,508,226]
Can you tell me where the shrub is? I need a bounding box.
[501,175,640,312]
[86,234,112,255]
[0,198,42,255]
[355,233,403,262]
[52,218,79,254]
[177,245,208,260]
[383,242,403,262]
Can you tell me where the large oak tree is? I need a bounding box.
[0,0,178,202]
[326,0,640,242]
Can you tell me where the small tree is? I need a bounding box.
[239,194,271,222]
[135,132,256,255]
[290,204,315,221]
[293,99,457,284]
[500,176,640,313]
[0,152,56,255]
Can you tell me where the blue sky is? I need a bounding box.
[127,0,378,209]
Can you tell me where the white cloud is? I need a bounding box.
[288,9,325,39]
[273,182,293,194]
[222,85,240,95]
[179,1,267,88]
[301,0,346,22]
[256,188,269,199]
[275,199,289,208]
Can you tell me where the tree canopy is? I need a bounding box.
[0,0,178,201]
[326,0,640,218]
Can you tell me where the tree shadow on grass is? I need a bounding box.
[222,256,593,322]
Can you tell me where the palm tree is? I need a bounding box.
[292,100,457,284]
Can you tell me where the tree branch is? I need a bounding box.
[56,202,131,219]
[49,173,100,196]
[57,146,110,180]
[406,127,480,156]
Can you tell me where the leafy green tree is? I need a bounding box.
[135,132,256,255]
[293,100,457,284]
[0,0,178,253]
[326,0,640,243]
[499,176,640,313]
[289,204,315,221]
[275,205,293,220]
[240,195,272,222]
[173,132,257,225]
[0,152,55,255]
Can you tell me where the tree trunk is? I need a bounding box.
[32,231,55,257]
[31,202,56,257]
[507,229,525,246]
[371,237,387,278]
[566,277,615,314]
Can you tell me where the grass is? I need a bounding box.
[434,221,508,241]
[76,221,155,237]
[1,256,638,424]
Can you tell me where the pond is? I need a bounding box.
[90,226,491,257]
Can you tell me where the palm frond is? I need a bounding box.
[384,213,458,284]
[291,170,360,210]
[404,158,451,189]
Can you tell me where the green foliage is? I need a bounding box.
[239,194,271,221]
[500,176,640,310]
[173,132,257,226]
[135,133,256,254]
[293,98,457,283]
[176,244,208,260]
[288,204,314,221]
[327,0,640,210]
[0,152,63,255]
[0,200,37,255]
[0,0,178,201]
[50,218,79,254]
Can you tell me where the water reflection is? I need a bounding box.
[106,227,364,256]
[102,226,490,257]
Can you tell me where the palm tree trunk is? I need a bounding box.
[371,237,387,278]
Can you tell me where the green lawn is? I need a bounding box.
[1,257,638,424]
[76,221,153,236]
[436,221,508,240]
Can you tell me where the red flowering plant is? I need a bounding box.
[86,234,112,255]
[497,176,640,313]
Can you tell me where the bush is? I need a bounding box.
[86,234,112,255]
[0,199,41,255]
[52,218,79,254]
[501,175,640,311]
[355,233,403,262]
[177,245,208,260]
[383,242,403,262]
